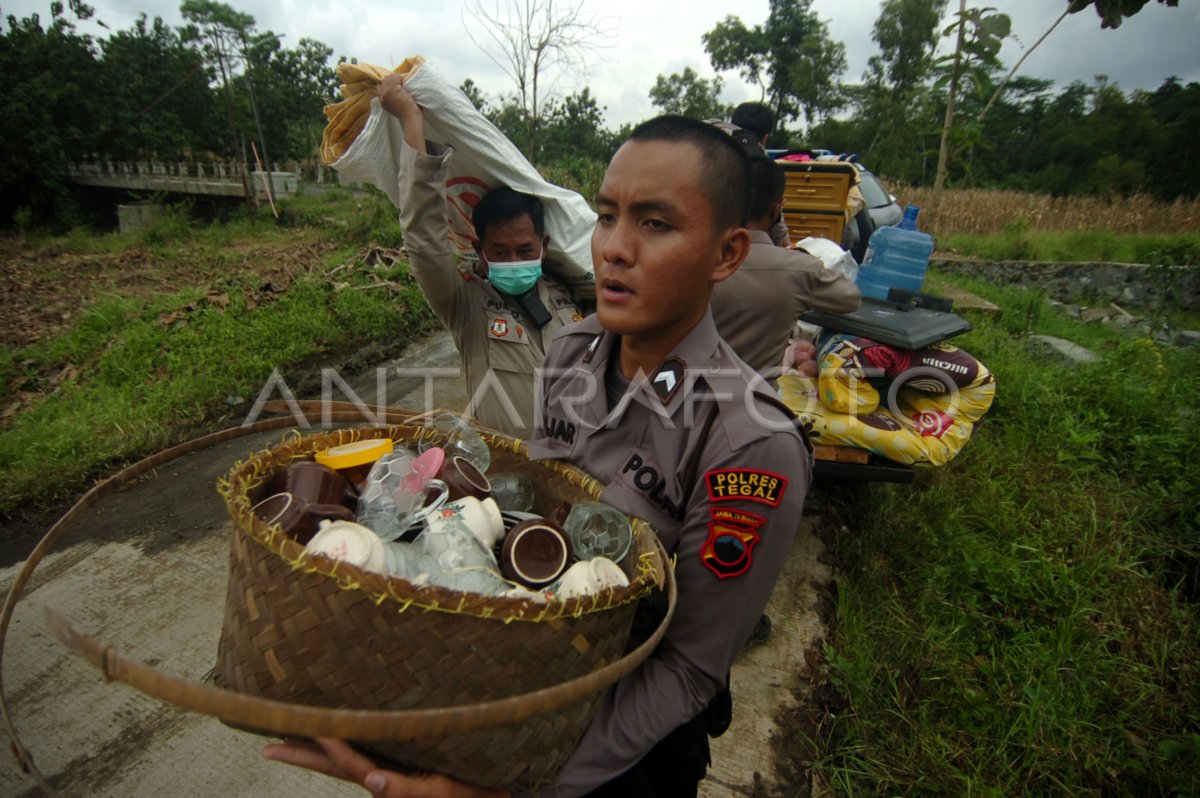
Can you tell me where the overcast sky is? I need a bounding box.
[7,0,1198,127]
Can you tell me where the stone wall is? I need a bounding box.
[931,258,1200,312]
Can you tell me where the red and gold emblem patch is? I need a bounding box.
[701,507,765,579]
[490,319,509,337]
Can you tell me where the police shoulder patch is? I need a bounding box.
[701,507,765,579]
[705,468,787,507]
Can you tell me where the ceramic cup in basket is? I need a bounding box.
[500,517,572,589]
[269,461,346,507]
[438,454,492,501]
[251,491,354,545]
[399,496,504,580]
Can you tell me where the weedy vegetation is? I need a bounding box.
[0,188,435,517]
[802,274,1200,796]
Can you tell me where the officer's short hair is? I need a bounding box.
[731,102,774,142]
[473,187,546,243]
[748,155,786,223]
[628,115,751,230]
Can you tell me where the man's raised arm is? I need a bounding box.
[378,75,467,329]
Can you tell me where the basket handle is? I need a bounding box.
[0,410,619,792]
[0,412,323,794]
[44,534,675,742]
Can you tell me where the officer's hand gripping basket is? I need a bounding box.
[210,419,672,790]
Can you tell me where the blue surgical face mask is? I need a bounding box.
[486,248,543,295]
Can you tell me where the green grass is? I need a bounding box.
[808,281,1200,795]
[938,227,1200,267]
[0,190,435,517]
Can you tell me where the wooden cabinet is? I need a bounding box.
[777,161,857,246]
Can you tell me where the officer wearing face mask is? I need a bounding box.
[379,75,584,438]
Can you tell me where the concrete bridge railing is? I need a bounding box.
[64,160,349,199]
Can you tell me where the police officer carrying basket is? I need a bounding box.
[265,115,813,798]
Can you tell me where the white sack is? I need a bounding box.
[795,236,859,283]
[332,60,597,297]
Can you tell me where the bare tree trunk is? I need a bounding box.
[216,46,256,216]
[465,0,611,163]
[931,0,966,232]
[529,46,542,161]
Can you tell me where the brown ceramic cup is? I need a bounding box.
[269,461,349,509]
[251,491,354,545]
[438,454,492,501]
[500,518,572,588]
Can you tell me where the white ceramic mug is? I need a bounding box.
[424,496,505,549]
[551,557,629,600]
[305,519,387,574]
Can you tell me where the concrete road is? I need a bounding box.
[0,329,830,797]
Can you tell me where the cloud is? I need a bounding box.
[6,0,1196,129]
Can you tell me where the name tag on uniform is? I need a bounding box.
[621,453,685,521]
[705,469,787,506]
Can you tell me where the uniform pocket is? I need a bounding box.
[486,328,536,374]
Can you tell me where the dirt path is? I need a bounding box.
[0,329,830,796]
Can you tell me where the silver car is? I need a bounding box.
[856,164,902,230]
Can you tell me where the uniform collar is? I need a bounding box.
[747,229,775,246]
[572,309,731,415]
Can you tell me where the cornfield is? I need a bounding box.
[889,185,1200,236]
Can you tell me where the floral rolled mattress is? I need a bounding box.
[778,333,996,467]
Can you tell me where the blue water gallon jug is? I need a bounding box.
[855,205,934,301]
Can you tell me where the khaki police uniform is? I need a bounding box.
[712,230,861,378]
[526,311,813,797]
[398,140,583,438]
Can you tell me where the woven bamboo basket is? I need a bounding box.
[211,418,672,791]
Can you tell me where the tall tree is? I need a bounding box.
[861,0,947,158]
[869,0,948,93]
[1024,80,1095,196]
[788,15,848,126]
[648,68,730,119]
[97,14,221,160]
[459,78,489,113]
[464,0,612,160]
[930,3,1010,219]
[1141,77,1200,201]
[241,36,336,162]
[538,88,611,163]
[0,1,103,222]
[1084,76,1155,194]
[483,93,528,155]
[702,0,847,129]
[180,0,258,203]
